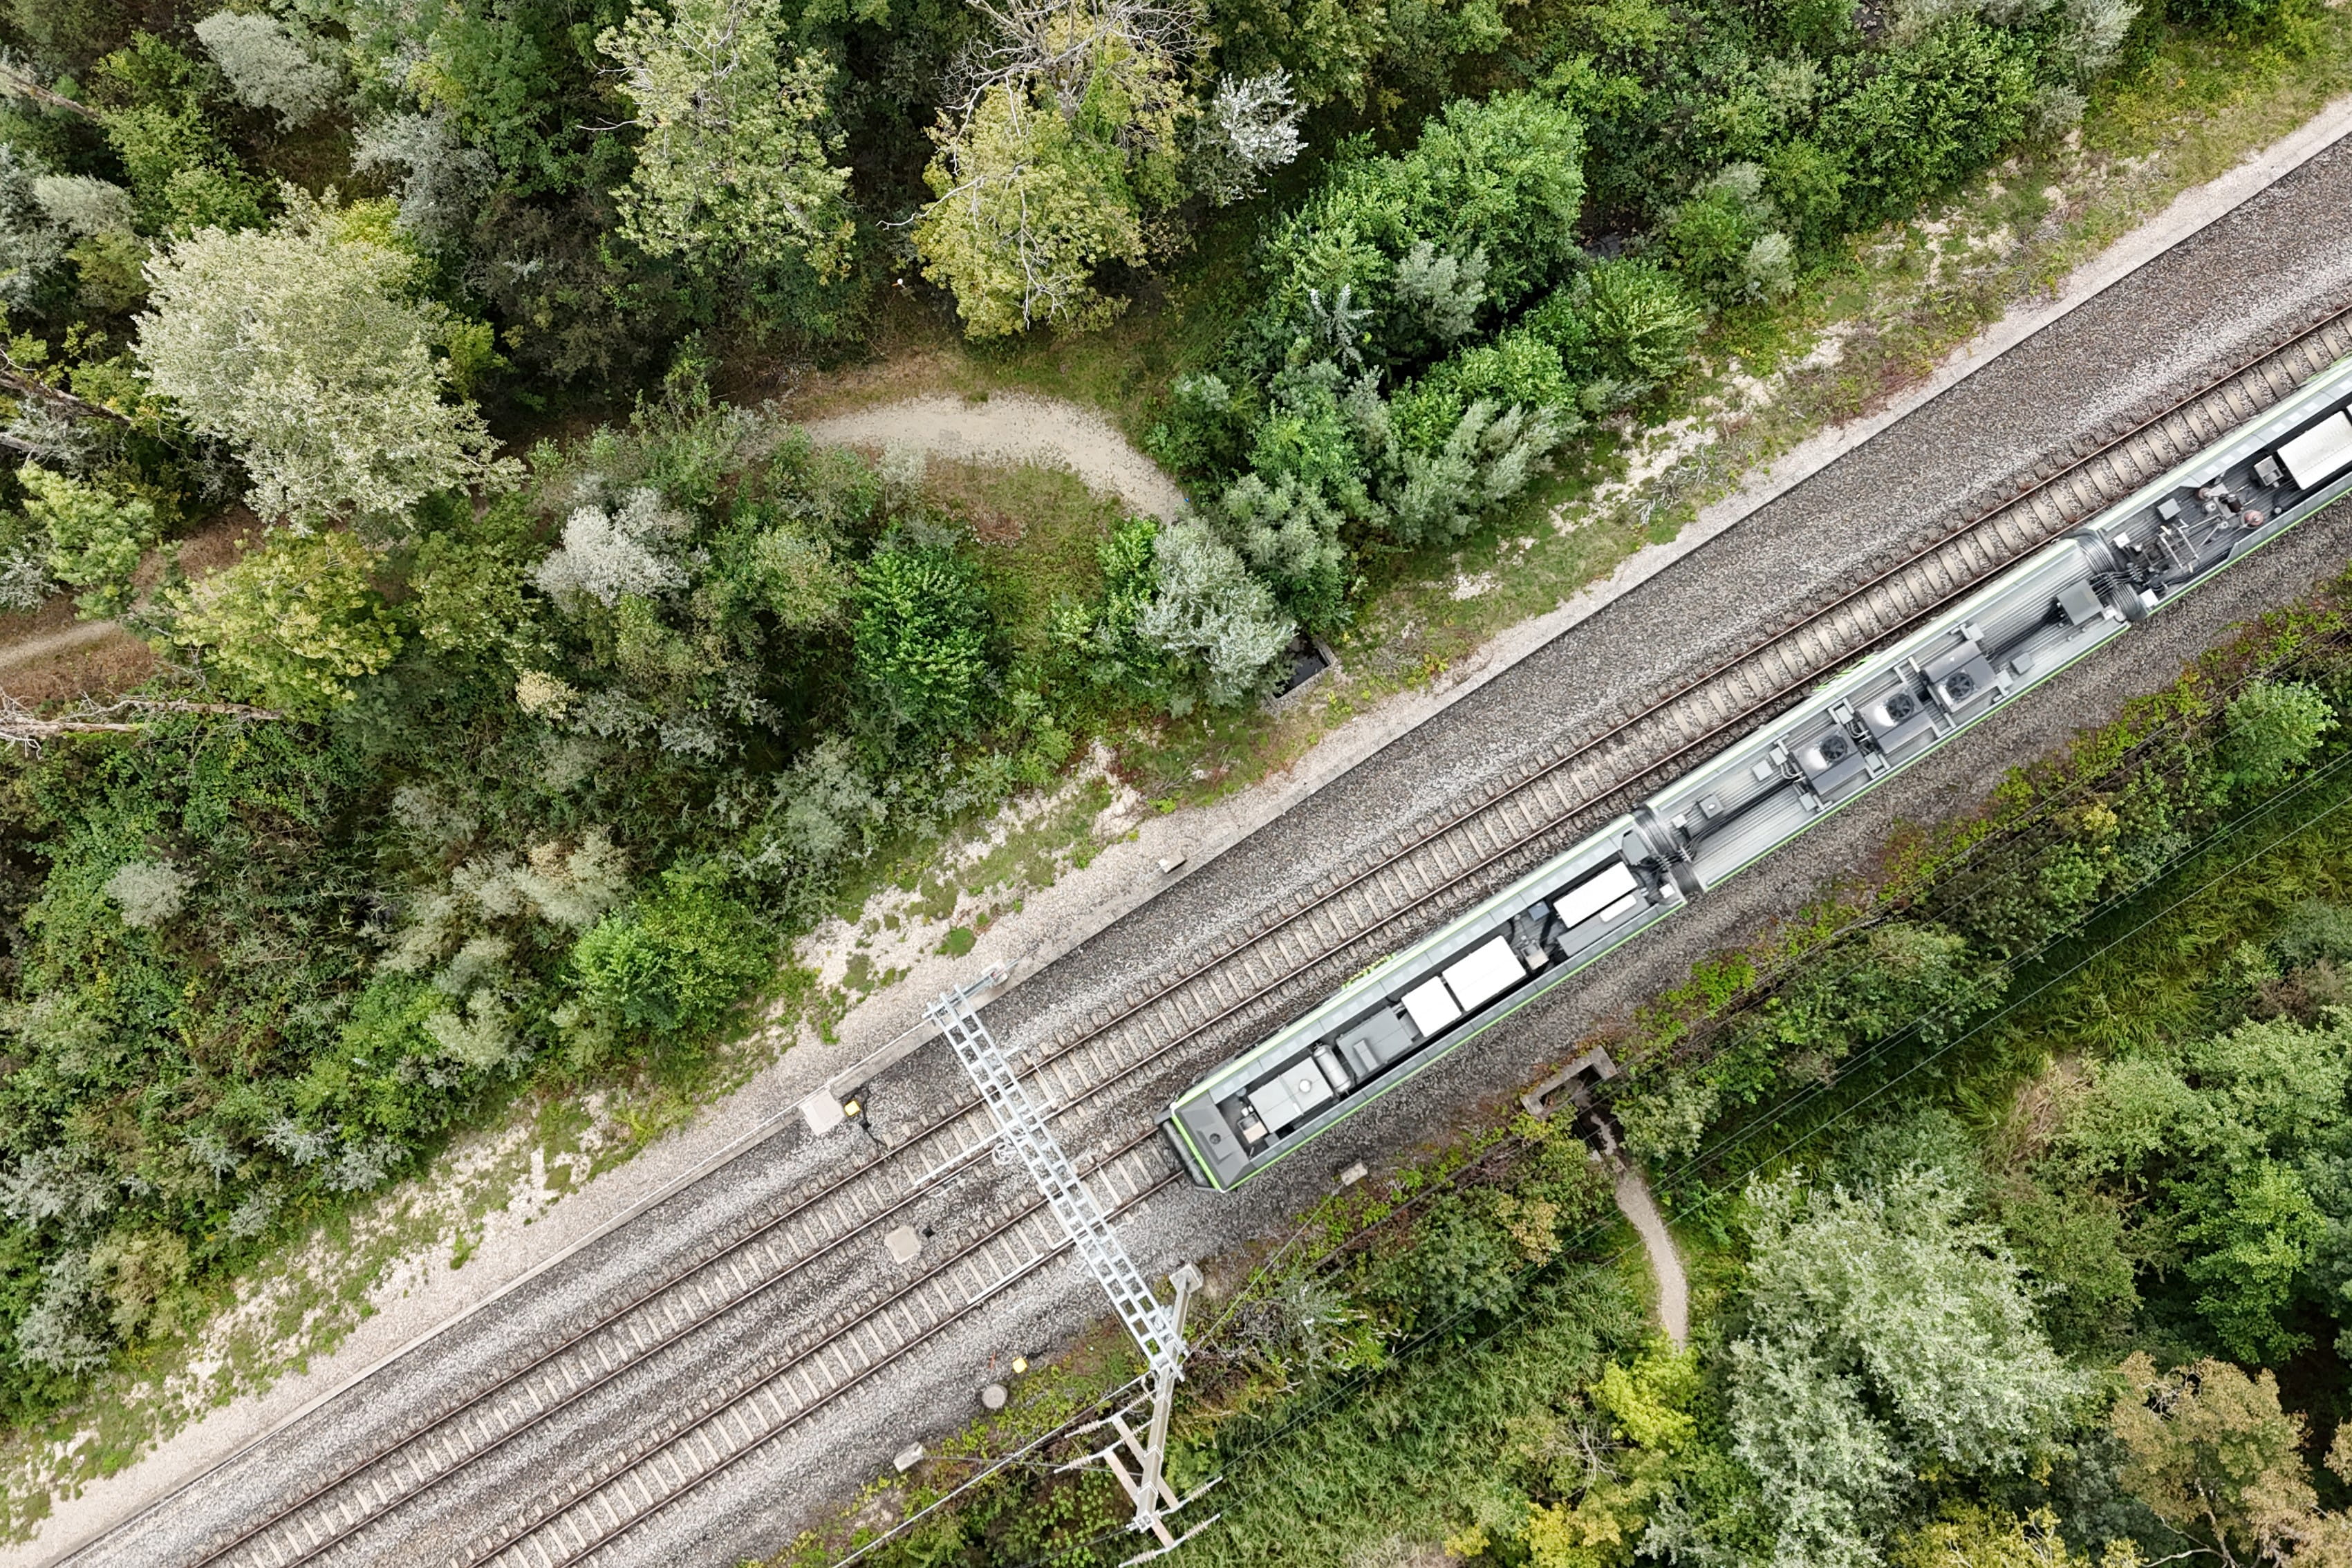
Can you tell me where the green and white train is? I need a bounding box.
[1161,355,2352,1191]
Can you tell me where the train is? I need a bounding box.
[1160,354,2352,1191]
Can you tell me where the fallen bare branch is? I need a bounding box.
[0,694,286,751]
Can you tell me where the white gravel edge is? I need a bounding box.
[28,88,2352,1568]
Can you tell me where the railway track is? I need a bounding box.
[104,299,2352,1568]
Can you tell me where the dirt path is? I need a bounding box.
[1612,1162,1688,1348]
[801,392,1190,519]
[0,619,121,673]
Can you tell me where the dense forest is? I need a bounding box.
[0,0,2299,1459]
[821,566,2352,1568]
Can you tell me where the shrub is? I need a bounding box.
[0,144,65,310]
[1575,259,1705,386]
[852,544,993,734]
[1662,163,1779,300]
[1260,93,1587,365]
[1818,21,2036,226]
[1381,398,1565,548]
[1217,472,1349,624]
[531,488,689,610]
[1192,68,1306,205]
[568,869,772,1039]
[1391,329,1578,453]
[18,463,157,617]
[167,531,402,716]
[103,861,190,928]
[2169,0,2293,31]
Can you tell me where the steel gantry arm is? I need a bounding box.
[925,978,1215,1557]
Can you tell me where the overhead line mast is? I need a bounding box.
[925,977,1215,1560]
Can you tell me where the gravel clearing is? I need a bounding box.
[799,391,1190,519]
[40,112,2352,1568]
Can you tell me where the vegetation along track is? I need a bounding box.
[116,299,2352,1568]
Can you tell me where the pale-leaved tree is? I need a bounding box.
[193,12,341,128]
[531,487,691,609]
[353,113,495,248]
[1191,68,1303,204]
[0,143,62,308]
[136,191,514,528]
[1661,1166,2088,1568]
[31,176,133,241]
[1134,516,1293,707]
[597,0,853,276]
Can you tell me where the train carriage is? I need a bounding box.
[1163,353,2352,1191]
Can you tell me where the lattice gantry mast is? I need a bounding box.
[925,979,1215,1559]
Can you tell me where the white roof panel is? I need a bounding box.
[1401,976,1462,1038]
[1596,890,1645,926]
[2279,411,2352,491]
[1442,936,1525,1013]
[1554,861,1641,928]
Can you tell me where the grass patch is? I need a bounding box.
[927,458,1128,658]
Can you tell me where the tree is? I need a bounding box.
[914,0,1189,337]
[1191,69,1304,204]
[168,531,403,716]
[1258,93,1586,364]
[1135,516,1294,707]
[2183,1159,2327,1365]
[1710,1166,2089,1567]
[2112,1354,2352,1568]
[192,12,339,128]
[1892,1506,2095,1568]
[852,544,993,734]
[135,192,512,528]
[915,79,1152,339]
[597,0,853,277]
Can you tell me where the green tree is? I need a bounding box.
[168,531,402,715]
[853,544,993,734]
[1892,1506,2096,1568]
[136,193,512,528]
[1818,21,2035,227]
[915,78,1154,339]
[87,33,266,234]
[2226,680,2337,792]
[597,0,853,277]
[18,464,156,617]
[2182,1159,2326,1365]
